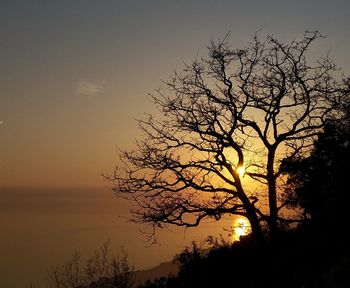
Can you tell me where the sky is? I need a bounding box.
[1,0,350,188]
[1,1,350,287]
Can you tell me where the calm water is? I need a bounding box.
[0,187,232,287]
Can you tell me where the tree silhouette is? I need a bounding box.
[109,31,350,242]
[47,241,134,288]
[280,101,350,287]
[282,98,350,235]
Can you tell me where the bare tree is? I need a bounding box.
[85,240,134,287]
[110,250,134,288]
[48,250,83,288]
[109,31,350,242]
[48,266,63,288]
[85,241,112,284]
[47,241,134,288]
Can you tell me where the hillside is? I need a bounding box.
[133,261,179,286]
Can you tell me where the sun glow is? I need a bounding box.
[236,166,246,177]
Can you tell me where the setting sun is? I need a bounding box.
[236,166,246,177]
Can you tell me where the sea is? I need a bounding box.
[0,187,231,287]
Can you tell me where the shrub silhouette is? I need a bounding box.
[47,241,133,288]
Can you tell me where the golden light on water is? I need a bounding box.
[232,218,250,241]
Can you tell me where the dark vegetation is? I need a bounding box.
[47,241,134,288]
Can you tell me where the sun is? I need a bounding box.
[236,166,246,177]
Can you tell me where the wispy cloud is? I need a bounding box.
[76,80,104,96]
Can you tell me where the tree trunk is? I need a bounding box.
[235,179,264,245]
[245,206,264,245]
[267,147,278,242]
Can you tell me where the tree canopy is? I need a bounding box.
[282,98,350,235]
[109,31,350,242]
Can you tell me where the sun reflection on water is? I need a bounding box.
[232,218,250,241]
